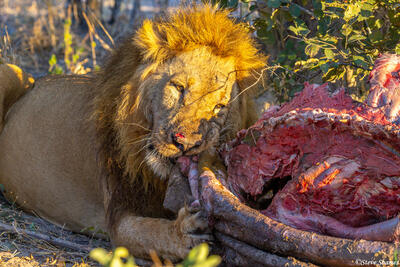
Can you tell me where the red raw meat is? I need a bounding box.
[221,81,400,241]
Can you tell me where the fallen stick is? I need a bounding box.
[0,221,152,266]
[0,221,94,252]
[199,170,398,267]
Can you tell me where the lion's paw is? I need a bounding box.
[175,205,213,252]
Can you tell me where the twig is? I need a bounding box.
[281,4,315,18]
[0,221,153,266]
[0,221,94,252]
[228,66,278,105]
[82,12,97,68]
[89,9,115,48]
[339,62,372,71]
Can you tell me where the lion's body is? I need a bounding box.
[0,75,106,232]
[0,6,265,260]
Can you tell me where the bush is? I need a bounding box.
[213,0,400,102]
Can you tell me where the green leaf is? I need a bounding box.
[72,53,80,64]
[323,65,346,82]
[319,62,330,73]
[396,43,400,54]
[196,255,222,267]
[342,24,353,36]
[48,54,57,66]
[109,257,124,267]
[361,2,375,12]
[267,0,281,8]
[288,20,310,36]
[324,49,335,59]
[312,0,323,17]
[321,35,338,45]
[318,16,331,34]
[296,21,310,36]
[295,58,319,69]
[90,248,112,265]
[374,19,382,29]
[288,25,298,35]
[305,44,320,57]
[348,34,366,43]
[353,56,370,69]
[359,3,374,20]
[289,4,301,17]
[343,3,361,21]
[64,18,72,26]
[54,66,64,75]
[114,247,129,258]
[196,243,209,262]
[287,53,297,60]
[369,30,383,43]
[257,27,276,45]
[187,244,203,262]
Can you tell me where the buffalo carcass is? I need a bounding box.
[166,53,400,266]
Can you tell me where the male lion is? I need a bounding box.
[0,6,264,260]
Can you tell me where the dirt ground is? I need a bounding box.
[0,193,110,267]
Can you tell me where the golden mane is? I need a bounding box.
[93,5,265,226]
[135,5,265,80]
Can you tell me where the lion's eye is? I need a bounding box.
[213,104,225,114]
[171,82,185,93]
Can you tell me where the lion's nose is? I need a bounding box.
[172,132,185,152]
[171,132,202,153]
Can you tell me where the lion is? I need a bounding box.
[0,6,265,260]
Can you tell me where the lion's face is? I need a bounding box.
[139,47,238,177]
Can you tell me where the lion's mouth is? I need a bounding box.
[147,144,176,163]
[143,142,174,178]
[148,137,181,157]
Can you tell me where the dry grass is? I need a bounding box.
[0,0,146,77]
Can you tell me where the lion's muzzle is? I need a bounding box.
[171,132,203,153]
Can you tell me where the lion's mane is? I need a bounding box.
[92,5,265,227]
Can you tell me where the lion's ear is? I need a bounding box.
[134,20,170,63]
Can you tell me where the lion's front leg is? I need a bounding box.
[110,206,212,262]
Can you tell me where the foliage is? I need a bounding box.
[48,54,64,74]
[215,0,400,102]
[90,247,137,267]
[90,243,221,267]
[177,243,221,267]
[48,16,89,75]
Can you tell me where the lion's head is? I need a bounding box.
[95,5,265,188]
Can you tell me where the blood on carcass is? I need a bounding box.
[222,83,400,240]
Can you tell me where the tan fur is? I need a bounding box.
[0,6,264,261]
[0,64,34,131]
